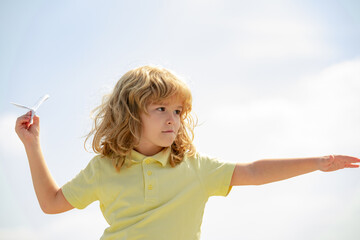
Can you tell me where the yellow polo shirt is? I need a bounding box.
[62,148,236,240]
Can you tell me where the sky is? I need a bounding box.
[1,0,360,239]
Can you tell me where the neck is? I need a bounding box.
[134,146,165,156]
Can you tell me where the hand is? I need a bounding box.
[15,111,40,145]
[318,155,360,172]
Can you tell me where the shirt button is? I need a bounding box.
[145,159,151,164]
[148,184,153,190]
[147,171,152,176]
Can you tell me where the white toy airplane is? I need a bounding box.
[11,94,50,124]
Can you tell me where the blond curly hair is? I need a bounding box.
[85,65,196,171]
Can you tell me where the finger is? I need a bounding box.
[16,114,31,125]
[344,156,360,163]
[345,163,359,168]
[16,111,32,121]
[33,114,39,121]
[32,115,40,126]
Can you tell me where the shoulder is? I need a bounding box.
[85,155,104,168]
[184,151,223,168]
[84,155,114,173]
[185,151,236,173]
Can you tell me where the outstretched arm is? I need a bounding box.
[230,155,360,186]
[15,111,73,214]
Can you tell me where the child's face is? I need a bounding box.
[136,96,183,156]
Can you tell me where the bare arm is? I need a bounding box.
[230,155,360,186]
[16,112,74,214]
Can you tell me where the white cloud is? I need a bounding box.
[0,226,39,240]
[195,58,360,161]
[293,58,360,140]
[0,204,107,240]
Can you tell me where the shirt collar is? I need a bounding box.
[126,148,171,167]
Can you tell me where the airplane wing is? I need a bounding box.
[32,94,50,111]
[10,102,32,110]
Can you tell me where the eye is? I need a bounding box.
[157,107,166,112]
[174,109,182,115]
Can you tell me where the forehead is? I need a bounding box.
[150,95,184,106]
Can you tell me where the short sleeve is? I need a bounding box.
[195,153,236,197]
[61,156,100,209]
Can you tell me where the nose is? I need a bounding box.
[167,113,175,125]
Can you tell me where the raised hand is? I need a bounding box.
[15,111,40,145]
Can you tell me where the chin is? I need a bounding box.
[160,141,175,148]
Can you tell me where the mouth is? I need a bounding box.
[162,130,175,133]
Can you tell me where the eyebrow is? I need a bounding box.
[152,102,183,108]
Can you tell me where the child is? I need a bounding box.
[15,65,360,240]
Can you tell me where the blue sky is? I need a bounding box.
[1,0,360,239]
